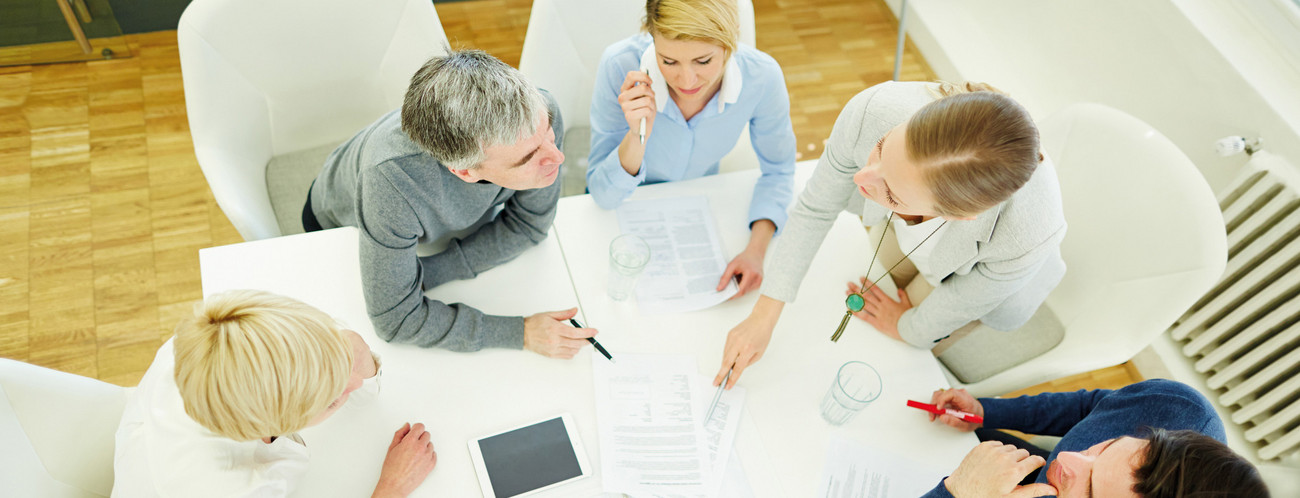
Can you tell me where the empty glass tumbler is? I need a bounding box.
[607,234,651,301]
[820,361,883,425]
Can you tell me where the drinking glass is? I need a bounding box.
[607,234,651,301]
[819,361,882,425]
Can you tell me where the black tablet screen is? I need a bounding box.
[478,417,583,498]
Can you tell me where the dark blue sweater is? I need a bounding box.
[922,379,1226,497]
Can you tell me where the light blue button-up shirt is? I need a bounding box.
[587,34,797,231]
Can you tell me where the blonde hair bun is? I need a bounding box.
[173,290,353,441]
[908,82,1041,217]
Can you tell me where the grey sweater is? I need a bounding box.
[761,82,1066,346]
[309,92,564,351]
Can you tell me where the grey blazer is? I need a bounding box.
[761,82,1067,347]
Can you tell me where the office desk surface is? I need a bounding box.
[553,166,975,496]
[198,166,977,497]
[201,227,605,498]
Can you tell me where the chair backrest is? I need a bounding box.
[961,103,1227,395]
[519,0,756,133]
[177,0,449,241]
[0,359,129,497]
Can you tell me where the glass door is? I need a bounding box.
[1,0,131,66]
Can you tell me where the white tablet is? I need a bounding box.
[467,413,592,498]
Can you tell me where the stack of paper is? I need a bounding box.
[592,354,749,498]
[616,197,739,315]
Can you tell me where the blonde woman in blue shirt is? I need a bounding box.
[588,0,797,296]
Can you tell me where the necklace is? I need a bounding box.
[831,212,948,342]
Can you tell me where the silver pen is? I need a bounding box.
[704,369,731,423]
[637,67,649,145]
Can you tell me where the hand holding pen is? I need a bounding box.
[522,308,597,359]
[617,70,656,150]
[569,318,615,363]
[919,388,985,431]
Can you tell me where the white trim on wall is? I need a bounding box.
[1174,0,1300,146]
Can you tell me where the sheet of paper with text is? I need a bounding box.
[593,353,750,497]
[817,436,949,498]
[616,196,739,314]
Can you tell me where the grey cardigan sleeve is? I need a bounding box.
[760,85,896,302]
[356,168,524,351]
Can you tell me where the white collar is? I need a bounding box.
[639,43,743,115]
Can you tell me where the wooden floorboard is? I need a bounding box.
[0,31,242,385]
[0,0,1140,393]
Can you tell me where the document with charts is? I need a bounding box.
[696,377,747,497]
[616,196,739,314]
[592,353,748,497]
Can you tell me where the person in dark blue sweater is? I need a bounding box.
[920,379,1269,498]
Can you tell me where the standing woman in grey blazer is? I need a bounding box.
[714,81,1067,388]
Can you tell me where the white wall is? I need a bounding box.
[886,0,1300,192]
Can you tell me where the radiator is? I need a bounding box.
[1168,151,1300,462]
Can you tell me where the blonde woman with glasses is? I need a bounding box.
[113,290,437,497]
[715,82,1067,389]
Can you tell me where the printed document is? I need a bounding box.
[617,196,738,314]
[816,437,949,498]
[593,354,749,498]
[698,378,746,497]
[593,354,710,496]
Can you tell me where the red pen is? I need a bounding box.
[907,400,984,424]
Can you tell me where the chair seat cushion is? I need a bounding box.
[937,305,1066,384]
[560,125,590,197]
[271,129,588,237]
[265,142,344,236]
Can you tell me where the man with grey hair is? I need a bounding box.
[303,49,596,359]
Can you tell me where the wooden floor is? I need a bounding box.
[0,0,1140,392]
[1,33,244,386]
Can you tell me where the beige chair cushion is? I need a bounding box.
[560,125,591,197]
[936,305,1066,384]
[265,142,343,236]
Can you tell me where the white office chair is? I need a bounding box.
[940,103,1228,397]
[177,0,449,241]
[519,0,757,195]
[0,359,130,497]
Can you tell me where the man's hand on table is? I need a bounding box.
[523,307,596,359]
[943,441,1056,498]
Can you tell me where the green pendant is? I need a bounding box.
[846,293,865,312]
[833,294,865,342]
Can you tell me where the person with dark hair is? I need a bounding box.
[1134,427,1268,498]
[921,379,1269,498]
[304,49,599,359]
